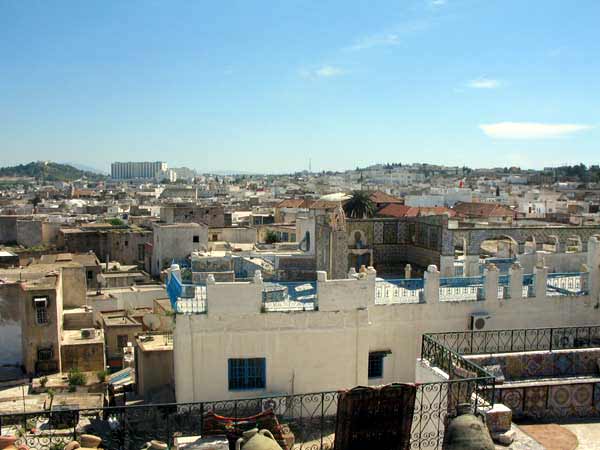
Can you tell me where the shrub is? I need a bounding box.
[265,230,280,244]
[96,369,110,383]
[67,368,87,387]
[107,217,125,226]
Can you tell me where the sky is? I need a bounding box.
[1,0,599,173]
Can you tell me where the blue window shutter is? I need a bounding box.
[261,358,266,388]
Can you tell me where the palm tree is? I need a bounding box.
[343,191,376,219]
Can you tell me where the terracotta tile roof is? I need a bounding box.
[377,204,455,218]
[369,190,403,204]
[308,200,341,210]
[452,201,515,218]
[276,199,308,208]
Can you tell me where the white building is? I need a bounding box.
[111,161,168,180]
[172,238,600,403]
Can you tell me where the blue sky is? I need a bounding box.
[1,0,599,173]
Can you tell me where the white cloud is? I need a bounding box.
[315,65,344,78]
[430,0,446,6]
[349,33,401,51]
[468,78,501,89]
[300,65,344,79]
[347,20,431,51]
[479,122,593,139]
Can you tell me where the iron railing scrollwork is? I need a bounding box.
[425,326,600,356]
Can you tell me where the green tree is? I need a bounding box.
[67,368,87,387]
[107,217,125,226]
[30,194,42,212]
[265,230,280,244]
[343,191,376,219]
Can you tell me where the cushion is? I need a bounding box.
[203,409,293,450]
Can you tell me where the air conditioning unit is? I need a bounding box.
[469,313,491,331]
[81,328,96,339]
[261,397,288,417]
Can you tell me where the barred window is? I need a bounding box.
[34,297,48,325]
[228,358,266,391]
[38,348,53,361]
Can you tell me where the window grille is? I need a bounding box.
[228,358,266,390]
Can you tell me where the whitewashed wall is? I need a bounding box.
[174,238,600,403]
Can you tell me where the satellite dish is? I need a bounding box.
[143,314,162,331]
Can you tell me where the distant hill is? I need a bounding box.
[62,161,108,175]
[0,161,107,182]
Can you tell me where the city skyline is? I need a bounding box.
[1,0,599,172]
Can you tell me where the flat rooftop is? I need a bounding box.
[137,334,173,352]
[62,329,104,346]
[100,314,141,327]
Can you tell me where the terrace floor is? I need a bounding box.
[562,420,600,450]
[512,419,600,450]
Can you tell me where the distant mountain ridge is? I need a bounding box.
[62,161,108,175]
[0,161,107,181]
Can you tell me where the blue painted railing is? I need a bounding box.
[546,272,589,296]
[439,276,485,302]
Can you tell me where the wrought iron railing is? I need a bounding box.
[419,334,496,444]
[439,276,485,302]
[375,278,424,304]
[425,326,600,356]
[0,381,494,450]
[262,281,317,312]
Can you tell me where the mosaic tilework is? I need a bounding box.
[549,385,572,408]
[374,222,383,244]
[500,389,523,416]
[505,355,524,379]
[593,383,600,410]
[525,386,547,417]
[554,353,575,376]
[574,351,597,374]
[383,222,397,244]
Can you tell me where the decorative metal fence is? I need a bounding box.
[546,272,589,297]
[262,282,317,312]
[424,326,600,356]
[0,380,495,450]
[375,278,424,304]
[439,276,485,302]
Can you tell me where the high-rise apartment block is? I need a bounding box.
[111,161,168,180]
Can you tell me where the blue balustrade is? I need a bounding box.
[546,272,589,296]
[375,278,424,304]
